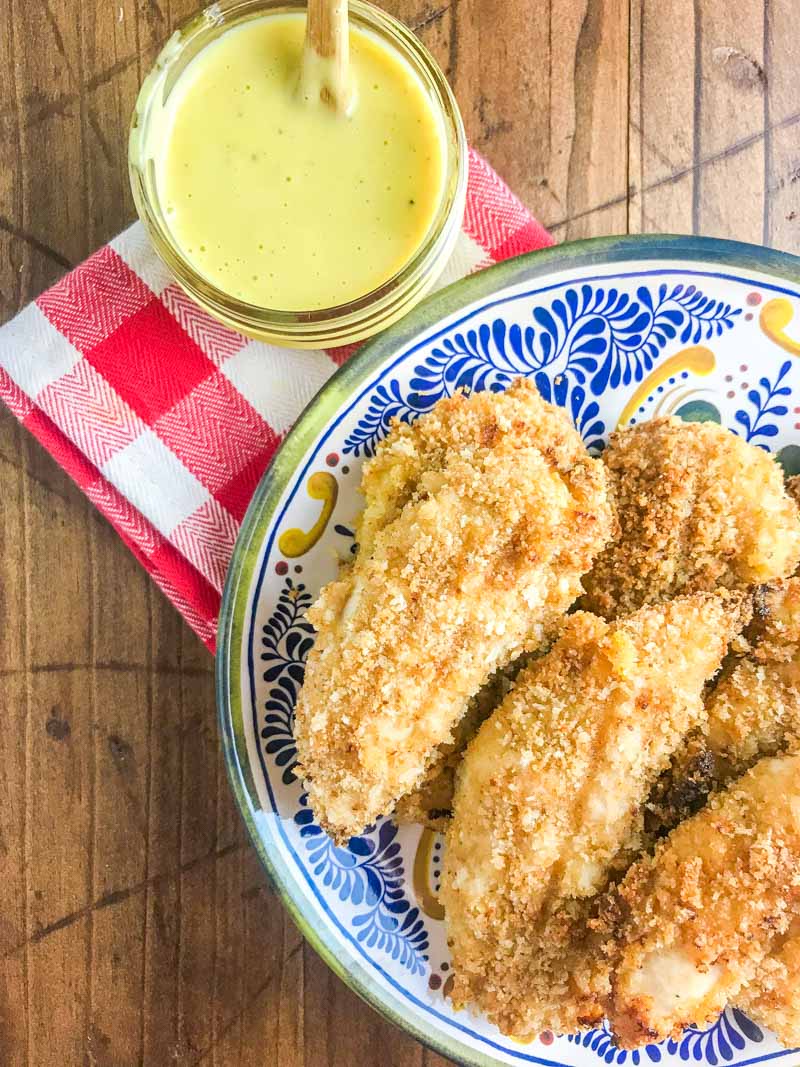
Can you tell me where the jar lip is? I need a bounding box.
[129,0,468,339]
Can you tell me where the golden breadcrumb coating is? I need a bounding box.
[355,377,607,557]
[787,474,800,511]
[609,754,800,1048]
[395,471,800,835]
[645,578,800,837]
[440,592,748,1041]
[719,580,800,1044]
[294,379,614,842]
[581,418,800,620]
[706,579,800,780]
[738,918,800,1048]
[641,579,800,1044]
[699,579,800,1045]
[392,659,526,832]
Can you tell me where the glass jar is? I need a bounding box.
[129,0,467,348]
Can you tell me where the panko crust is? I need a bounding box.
[609,754,800,1048]
[355,376,611,557]
[706,578,800,779]
[737,918,800,1048]
[581,418,800,620]
[645,577,800,839]
[643,578,800,1044]
[294,379,614,842]
[440,591,748,1041]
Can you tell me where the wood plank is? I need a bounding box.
[628,0,697,235]
[91,510,152,668]
[141,664,184,1064]
[207,839,246,1064]
[449,0,630,236]
[552,0,630,239]
[0,0,25,321]
[25,446,92,670]
[89,895,147,1064]
[0,421,25,676]
[27,924,90,1067]
[448,0,551,209]
[207,727,248,1064]
[26,667,92,1067]
[303,946,428,1067]
[86,667,150,1065]
[0,676,28,1067]
[763,2,800,252]
[630,0,774,243]
[239,872,305,1067]
[80,0,141,249]
[176,668,224,1057]
[694,2,766,242]
[11,0,84,293]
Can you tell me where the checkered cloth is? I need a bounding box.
[0,149,552,651]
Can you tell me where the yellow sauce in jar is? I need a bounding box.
[156,12,446,311]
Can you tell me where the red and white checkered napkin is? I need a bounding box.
[0,149,552,651]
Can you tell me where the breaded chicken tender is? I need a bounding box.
[717,580,800,1045]
[581,418,800,620]
[641,579,800,1045]
[707,579,800,780]
[609,754,800,1048]
[646,578,800,836]
[294,380,614,842]
[394,468,800,835]
[355,376,605,557]
[738,918,800,1048]
[440,592,748,1040]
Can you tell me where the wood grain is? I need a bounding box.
[0,1,797,1064]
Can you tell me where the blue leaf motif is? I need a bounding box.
[568,1010,763,1066]
[260,577,315,786]
[292,796,429,976]
[731,1009,762,1043]
[342,282,744,458]
[348,837,373,857]
[731,359,794,449]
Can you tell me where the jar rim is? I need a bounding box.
[128,0,468,346]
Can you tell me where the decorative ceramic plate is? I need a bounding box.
[217,235,800,1067]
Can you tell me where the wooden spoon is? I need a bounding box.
[301,0,354,114]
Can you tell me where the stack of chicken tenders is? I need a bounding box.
[294,377,800,1049]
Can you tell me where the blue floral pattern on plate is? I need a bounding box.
[260,574,430,976]
[568,1010,765,1066]
[294,800,429,975]
[733,359,792,448]
[227,250,800,1067]
[344,283,741,457]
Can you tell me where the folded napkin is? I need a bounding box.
[0,149,552,651]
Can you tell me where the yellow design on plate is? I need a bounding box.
[760,297,800,356]
[278,472,338,557]
[412,828,445,920]
[616,346,715,427]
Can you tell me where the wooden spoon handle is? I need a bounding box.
[302,0,353,113]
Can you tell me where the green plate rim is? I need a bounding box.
[216,233,800,1067]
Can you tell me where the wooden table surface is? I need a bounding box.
[1,2,798,1064]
